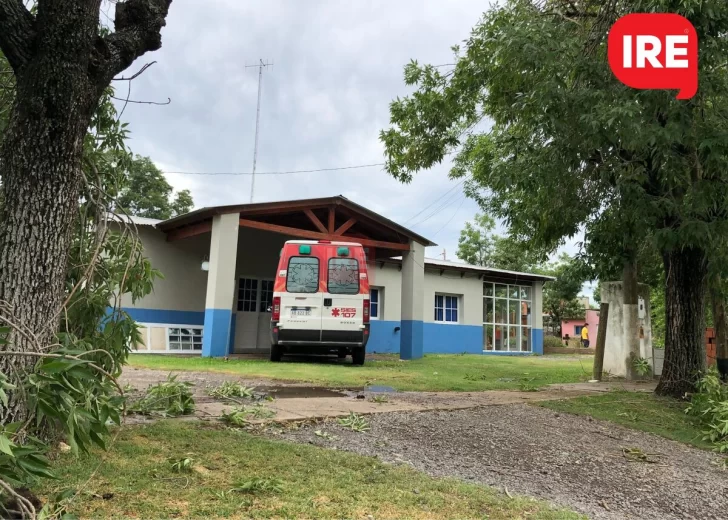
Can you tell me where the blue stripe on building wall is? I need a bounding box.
[122,308,205,326]
[369,321,543,356]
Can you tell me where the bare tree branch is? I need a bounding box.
[112,60,157,81]
[0,0,35,72]
[95,0,172,85]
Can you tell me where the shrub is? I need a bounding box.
[686,367,728,452]
[130,374,195,417]
[207,381,254,399]
[543,335,564,349]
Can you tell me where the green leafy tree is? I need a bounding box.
[382,0,728,397]
[541,254,587,336]
[116,155,193,220]
[456,214,495,266]
[457,213,545,272]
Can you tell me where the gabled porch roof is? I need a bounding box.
[156,195,436,256]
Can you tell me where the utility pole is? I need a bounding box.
[245,59,272,203]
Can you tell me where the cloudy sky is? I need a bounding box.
[114,0,594,299]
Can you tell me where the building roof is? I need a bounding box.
[108,214,162,227]
[382,256,555,282]
[156,195,436,248]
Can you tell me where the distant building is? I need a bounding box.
[561,309,600,342]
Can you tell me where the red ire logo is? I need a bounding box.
[608,13,697,99]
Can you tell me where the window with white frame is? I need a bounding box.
[370,288,382,319]
[434,294,459,323]
[259,279,274,312]
[237,278,258,312]
[168,327,203,351]
[483,282,531,352]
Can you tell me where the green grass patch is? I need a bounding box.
[538,391,711,450]
[129,354,593,392]
[37,421,582,519]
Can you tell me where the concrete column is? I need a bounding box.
[202,213,239,357]
[400,240,425,360]
[531,281,544,355]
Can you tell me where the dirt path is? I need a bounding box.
[276,405,726,520]
[122,367,724,519]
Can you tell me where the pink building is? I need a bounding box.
[561,309,600,342]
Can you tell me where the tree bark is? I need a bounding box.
[0,0,172,424]
[709,279,728,380]
[592,302,609,381]
[655,246,708,398]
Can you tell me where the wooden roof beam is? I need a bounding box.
[238,218,410,251]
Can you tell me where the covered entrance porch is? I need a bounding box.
[157,196,434,359]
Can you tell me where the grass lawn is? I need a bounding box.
[128,354,594,392]
[537,391,711,450]
[38,421,582,519]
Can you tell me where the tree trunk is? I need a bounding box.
[709,280,728,380]
[622,258,641,380]
[0,4,103,424]
[655,247,708,398]
[0,0,172,424]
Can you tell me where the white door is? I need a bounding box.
[278,256,323,340]
[235,277,275,352]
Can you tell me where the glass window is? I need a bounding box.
[168,327,203,352]
[521,327,531,352]
[483,283,533,353]
[495,298,508,324]
[508,300,520,324]
[370,288,381,319]
[520,286,532,300]
[287,257,320,293]
[237,278,258,312]
[484,324,494,351]
[435,294,459,323]
[509,326,520,352]
[483,297,494,323]
[328,258,359,294]
[259,280,274,312]
[521,301,531,326]
[494,325,506,351]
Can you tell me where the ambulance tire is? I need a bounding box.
[270,344,282,362]
[352,347,366,366]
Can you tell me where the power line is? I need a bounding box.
[432,195,467,237]
[410,190,466,228]
[402,179,465,225]
[162,162,385,176]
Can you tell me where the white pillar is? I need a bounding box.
[202,213,239,357]
[400,240,425,359]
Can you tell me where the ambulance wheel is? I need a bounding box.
[352,347,366,366]
[270,344,282,362]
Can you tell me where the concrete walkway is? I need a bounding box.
[122,367,654,423]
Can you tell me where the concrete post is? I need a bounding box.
[532,281,544,355]
[400,240,425,360]
[202,213,239,357]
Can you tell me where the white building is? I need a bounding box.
[120,196,552,358]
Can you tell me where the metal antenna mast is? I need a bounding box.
[245,59,272,203]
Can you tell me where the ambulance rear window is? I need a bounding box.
[328,258,359,294]
[286,257,319,293]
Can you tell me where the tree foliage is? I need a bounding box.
[382,0,728,396]
[457,213,545,272]
[115,155,193,220]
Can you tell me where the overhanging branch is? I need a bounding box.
[0,0,35,72]
[95,0,172,85]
